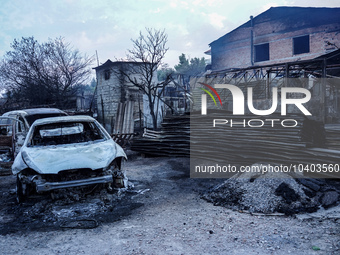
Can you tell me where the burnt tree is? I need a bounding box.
[117,28,171,129]
[0,37,93,108]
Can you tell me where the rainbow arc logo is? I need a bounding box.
[199,82,223,115]
[199,82,223,107]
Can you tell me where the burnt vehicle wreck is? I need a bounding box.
[0,108,67,160]
[12,115,127,203]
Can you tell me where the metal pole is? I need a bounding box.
[250,16,254,66]
[322,58,327,123]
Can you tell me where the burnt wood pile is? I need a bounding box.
[325,124,340,151]
[131,111,340,177]
[131,115,190,157]
[190,112,325,165]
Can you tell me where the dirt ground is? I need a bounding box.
[0,153,339,255]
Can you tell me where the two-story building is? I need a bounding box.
[193,7,340,122]
[209,6,340,71]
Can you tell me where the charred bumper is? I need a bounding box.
[34,175,113,192]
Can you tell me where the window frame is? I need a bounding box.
[104,69,111,80]
[293,35,310,55]
[254,43,270,63]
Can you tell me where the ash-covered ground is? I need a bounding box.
[0,153,339,254]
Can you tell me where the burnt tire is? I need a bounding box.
[16,175,27,203]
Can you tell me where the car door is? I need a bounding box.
[12,115,27,158]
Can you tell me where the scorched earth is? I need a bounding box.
[0,153,339,255]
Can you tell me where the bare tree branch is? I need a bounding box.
[0,36,94,108]
[113,28,171,129]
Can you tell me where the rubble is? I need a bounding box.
[0,153,11,163]
[202,165,340,215]
[0,153,12,176]
[320,191,339,208]
[0,157,339,254]
[325,124,340,150]
[0,177,141,235]
[131,114,190,157]
[133,112,340,178]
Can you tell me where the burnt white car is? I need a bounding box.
[12,115,127,203]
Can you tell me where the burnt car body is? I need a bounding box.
[0,108,67,159]
[12,115,127,203]
[2,108,68,128]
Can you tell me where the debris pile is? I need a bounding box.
[0,153,12,176]
[0,153,11,163]
[202,167,340,215]
[131,114,190,157]
[0,182,142,235]
[325,124,340,150]
[190,111,327,165]
[133,111,340,178]
[132,112,324,160]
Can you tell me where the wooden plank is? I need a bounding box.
[0,162,12,176]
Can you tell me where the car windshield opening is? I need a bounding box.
[29,121,106,146]
[25,113,67,126]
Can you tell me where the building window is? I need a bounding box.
[293,35,310,55]
[255,43,269,62]
[104,69,110,80]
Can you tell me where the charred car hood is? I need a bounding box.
[12,139,126,175]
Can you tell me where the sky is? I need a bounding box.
[0,0,339,72]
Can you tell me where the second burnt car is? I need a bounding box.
[12,115,127,203]
[0,108,67,159]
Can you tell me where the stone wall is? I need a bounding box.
[96,62,141,133]
[95,61,162,132]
